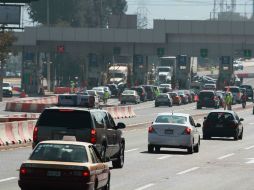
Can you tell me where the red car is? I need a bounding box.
[168,92,182,105]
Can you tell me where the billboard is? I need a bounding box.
[0,5,21,24]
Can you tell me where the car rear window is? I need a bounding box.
[229,88,240,93]
[30,143,88,163]
[155,115,187,124]
[157,95,168,98]
[207,112,234,123]
[37,110,92,129]
[241,85,252,90]
[199,92,214,99]
[144,86,152,92]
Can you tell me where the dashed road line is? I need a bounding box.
[135,183,155,190]
[0,177,17,183]
[246,158,254,164]
[245,145,254,150]
[217,153,235,160]
[125,148,139,153]
[177,167,200,175]
[157,155,173,160]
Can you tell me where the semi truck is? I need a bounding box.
[108,64,128,84]
[156,56,176,85]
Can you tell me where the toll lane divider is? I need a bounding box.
[0,113,41,122]
[5,96,58,113]
[104,106,136,119]
[0,120,37,146]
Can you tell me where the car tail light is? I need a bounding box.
[82,170,90,177]
[33,126,38,142]
[237,92,241,98]
[20,167,27,175]
[184,127,192,135]
[90,129,96,144]
[148,126,154,133]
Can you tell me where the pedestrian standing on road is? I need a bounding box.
[224,92,233,110]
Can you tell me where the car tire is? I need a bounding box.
[155,104,159,107]
[197,105,201,109]
[100,145,107,162]
[239,130,243,140]
[203,134,210,140]
[155,146,160,153]
[187,145,194,154]
[112,143,125,169]
[148,145,154,153]
[234,133,239,141]
[194,140,200,153]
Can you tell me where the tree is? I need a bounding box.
[0,31,16,101]
[27,0,128,27]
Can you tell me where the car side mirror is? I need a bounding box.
[116,122,126,129]
[240,118,244,122]
[196,123,201,128]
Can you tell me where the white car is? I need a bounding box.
[148,113,201,154]
[92,87,105,99]
[3,82,13,97]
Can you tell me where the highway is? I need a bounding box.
[0,66,254,190]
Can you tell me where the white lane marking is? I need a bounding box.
[246,158,254,164]
[245,145,254,150]
[135,183,155,190]
[125,148,139,153]
[157,155,173,160]
[177,167,200,175]
[0,177,17,183]
[217,153,235,160]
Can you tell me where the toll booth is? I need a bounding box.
[176,55,191,89]
[217,56,234,90]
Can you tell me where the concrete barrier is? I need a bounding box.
[0,120,36,146]
[5,96,57,113]
[104,106,136,119]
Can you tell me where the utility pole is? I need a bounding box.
[46,0,49,26]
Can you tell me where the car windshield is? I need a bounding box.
[122,90,135,95]
[37,110,92,129]
[30,143,88,163]
[155,115,187,124]
[3,83,10,87]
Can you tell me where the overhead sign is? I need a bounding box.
[200,48,208,58]
[0,5,21,24]
[220,56,231,65]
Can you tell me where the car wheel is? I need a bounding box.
[148,145,154,153]
[194,140,200,153]
[187,145,194,154]
[155,104,159,107]
[100,145,107,162]
[234,133,239,141]
[197,105,201,109]
[112,143,124,169]
[155,146,160,153]
[102,175,110,190]
[203,134,210,140]
[239,129,243,140]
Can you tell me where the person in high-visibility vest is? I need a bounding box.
[224,92,233,110]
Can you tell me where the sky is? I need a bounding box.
[22,0,254,27]
[126,0,253,27]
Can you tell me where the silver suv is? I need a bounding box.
[33,107,126,168]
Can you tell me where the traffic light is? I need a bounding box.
[157,48,165,57]
[0,0,38,3]
[200,49,208,58]
[244,49,252,58]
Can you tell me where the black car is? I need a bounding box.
[131,86,147,102]
[240,85,253,100]
[203,110,244,140]
[33,107,126,168]
[106,84,118,97]
[155,93,173,107]
[143,85,156,100]
[197,90,220,109]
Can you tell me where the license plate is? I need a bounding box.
[47,171,61,177]
[216,124,223,128]
[165,129,173,134]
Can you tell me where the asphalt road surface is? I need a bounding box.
[1,66,254,190]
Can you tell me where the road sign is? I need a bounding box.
[157,48,165,57]
[220,56,231,65]
[200,48,208,58]
[244,49,252,58]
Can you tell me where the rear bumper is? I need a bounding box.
[148,134,192,148]
[203,128,239,137]
[19,179,93,190]
[197,101,217,108]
